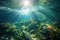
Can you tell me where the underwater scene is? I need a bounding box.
[0,0,60,40]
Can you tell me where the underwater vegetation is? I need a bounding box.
[0,21,60,40]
